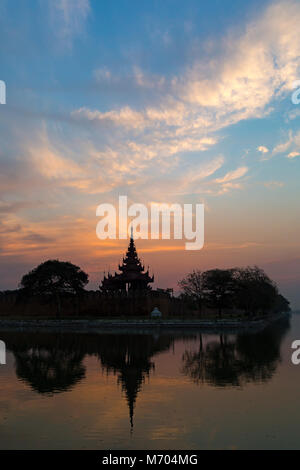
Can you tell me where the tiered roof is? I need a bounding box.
[101,233,154,292]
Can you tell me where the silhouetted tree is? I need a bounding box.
[180,266,287,318]
[233,266,278,316]
[178,270,205,315]
[273,293,291,313]
[202,269,236,317]
[19,260,88,316]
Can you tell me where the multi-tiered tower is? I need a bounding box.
[101,230,154,293]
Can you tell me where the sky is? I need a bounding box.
[0,0,300,307]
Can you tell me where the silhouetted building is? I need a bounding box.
[100,230,154,293]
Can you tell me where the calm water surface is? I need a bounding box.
[0,314,300,449]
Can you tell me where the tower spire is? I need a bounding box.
[100,228,154,292]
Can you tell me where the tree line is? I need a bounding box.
[4,260,290,318]
[178,266,290,317]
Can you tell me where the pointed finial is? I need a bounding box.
[130,225,134,240]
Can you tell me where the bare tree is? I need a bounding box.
[178,270,205,315]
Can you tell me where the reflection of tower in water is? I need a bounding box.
[118,352,153,432]
[98,334,173,432]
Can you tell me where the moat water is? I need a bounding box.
[0,314,299,449]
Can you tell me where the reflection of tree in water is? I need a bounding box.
[14,349,85,394]
[3,333,86,394]
[2,331,174,430]
[96,335,173,430]
[182,316,290,387]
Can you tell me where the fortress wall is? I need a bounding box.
[0,290,188,317]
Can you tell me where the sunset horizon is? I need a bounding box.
[1,0,300,308]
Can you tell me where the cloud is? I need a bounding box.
[2,1,299,218]
[177,155,225,194]
[71,0,300,188]
[49,0,90,48]
[153,161,249,198]
[257,146,269,154]
[286,108,300,121]
[30,147,83,180]
[133,66,166,89]
[174,0,300,121]
[272,130,300,158]
[287,151,300,159]
[27,133,123,194]
[21,233,55,244]
[264,181,284,188]
[0,220,21,235]
[73,106,147,130]
[215,167,248,184]
[0,201,37,214]
[94,67,112,82]
[272,132,294,155]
